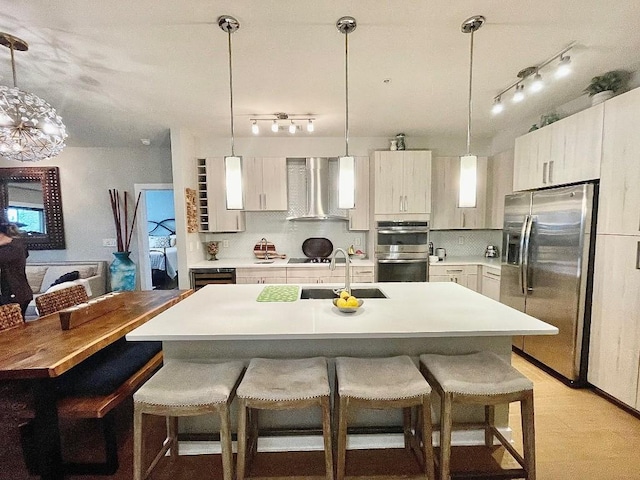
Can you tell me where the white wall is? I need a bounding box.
[0,146,172,263]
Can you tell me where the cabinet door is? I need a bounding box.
[598,88,640,235]
[588,234,640,408]
[349,156,370,230]
[486,149,514,229]
[374,151,404,214]
[513,132,539,191]
[481,267,501,301]
[261,157,288,211]
[402,151,432,214]
[205,158,245,232]
[561,103,603,185]
[431,156,487,229]
[242,157,264,211]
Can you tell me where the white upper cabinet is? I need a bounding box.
[242,157,288,211]
[374,150,432,218]
[348,156,370,231]
[431,156,488,230]
[598,87,640,235]
[204,157,246,232]
[513,103,603,191]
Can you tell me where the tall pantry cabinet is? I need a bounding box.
[588,87,640,411]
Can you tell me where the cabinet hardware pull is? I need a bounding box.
[399,196,403,212]
[404,196,408,212]
[542,162,548,184]
[549,161,554,184]
[636,241,640,270]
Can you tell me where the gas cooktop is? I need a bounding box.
[288,257,346,264]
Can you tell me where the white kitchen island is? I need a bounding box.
[127,282,556,451]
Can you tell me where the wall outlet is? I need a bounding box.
[102,238,116,247]
[223,240,229,248]
[458,236,464,245]
[354,238,361,246]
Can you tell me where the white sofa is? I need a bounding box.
[24,261,108,320]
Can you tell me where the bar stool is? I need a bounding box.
[133,360,245,480]
[419,351,536,480]
[236,357,333,480]
[334,356,435,480]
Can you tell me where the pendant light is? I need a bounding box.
[336,16,356,210]
[459,15,484,209]
[218,15,243,210]
[0,33,67,162]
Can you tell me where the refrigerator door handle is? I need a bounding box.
[523,214,534,293]
[518,215,529,294]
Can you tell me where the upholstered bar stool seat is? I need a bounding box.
[133,360,245,480]
[236,357,333,480]
[419,351,536,480]
[334,356,435,480]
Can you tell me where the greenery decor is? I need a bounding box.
[583,70,631,96]
[108,189,141,252]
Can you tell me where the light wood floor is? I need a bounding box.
[5,353,640,479]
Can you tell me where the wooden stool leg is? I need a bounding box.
[321,396,334,480]
[219,404,234,480]
[403,407,412,451]
[421,396,436,480]
[236,400,248,480]
[336,395,349,480]
[167,416,179,458]
[439,393,453,480]
[521,392,536,480]
[484,404,495,447]
[133,405,143,480]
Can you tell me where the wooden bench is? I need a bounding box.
[20,293,167,476]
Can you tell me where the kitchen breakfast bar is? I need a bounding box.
[127,282,557,450]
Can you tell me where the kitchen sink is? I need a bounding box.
[300,287,387,299]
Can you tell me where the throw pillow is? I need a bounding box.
[50,271,80,287]
[149,236,171,248]
[26,266,48,293]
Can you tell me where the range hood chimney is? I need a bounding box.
[287,157,348,221]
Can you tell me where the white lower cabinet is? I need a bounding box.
[588,234,640,410]
[481,266,501,301]
[429,264,479,291]
[286,267,345,285]
[236,268,287,284]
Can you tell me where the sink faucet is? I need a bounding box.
[259,237,270,260]
[329,248,351,294]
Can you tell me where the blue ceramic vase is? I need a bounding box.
[109,251,136,291]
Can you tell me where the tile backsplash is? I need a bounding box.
[429,229,502,257]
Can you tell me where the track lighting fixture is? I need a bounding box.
[250,113,315,135]
[491,42,575,114]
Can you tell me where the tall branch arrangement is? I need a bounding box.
[108,189,141,252]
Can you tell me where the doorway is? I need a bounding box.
[134,183,177,291]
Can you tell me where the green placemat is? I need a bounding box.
[256,285,300,302]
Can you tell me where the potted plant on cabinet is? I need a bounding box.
[583,70,631,105]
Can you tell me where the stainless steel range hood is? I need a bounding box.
[287,157,348,221]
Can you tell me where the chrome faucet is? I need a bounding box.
[259,237,270,260]
[330,248,351,294]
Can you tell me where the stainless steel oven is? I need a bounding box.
[375,221,430,282]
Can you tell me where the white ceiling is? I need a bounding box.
[1,1,639,148]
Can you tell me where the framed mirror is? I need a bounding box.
[0,167,66,249]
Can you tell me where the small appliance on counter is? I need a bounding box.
[435,248,446,261]
[485,245,499,258]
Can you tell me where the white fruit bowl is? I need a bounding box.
[333,298,364,313]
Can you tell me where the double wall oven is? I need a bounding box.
[375,221,430,282]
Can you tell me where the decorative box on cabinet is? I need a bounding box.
[431,156,488,230]
[374,150,432,218]
[242,157,288,211]
[201,157,245,232]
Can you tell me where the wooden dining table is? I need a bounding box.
[0,289,192,480]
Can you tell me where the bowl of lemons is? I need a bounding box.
[333,290,364,313]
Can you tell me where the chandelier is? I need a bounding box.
[0,32,67,162]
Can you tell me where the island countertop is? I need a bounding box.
[127,282,557,341]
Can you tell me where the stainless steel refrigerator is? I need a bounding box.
[500,183,597,385]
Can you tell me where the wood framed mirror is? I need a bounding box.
[0,167,66,250]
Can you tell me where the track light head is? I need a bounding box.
[492,97,504,115]
[556,55,572,78]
